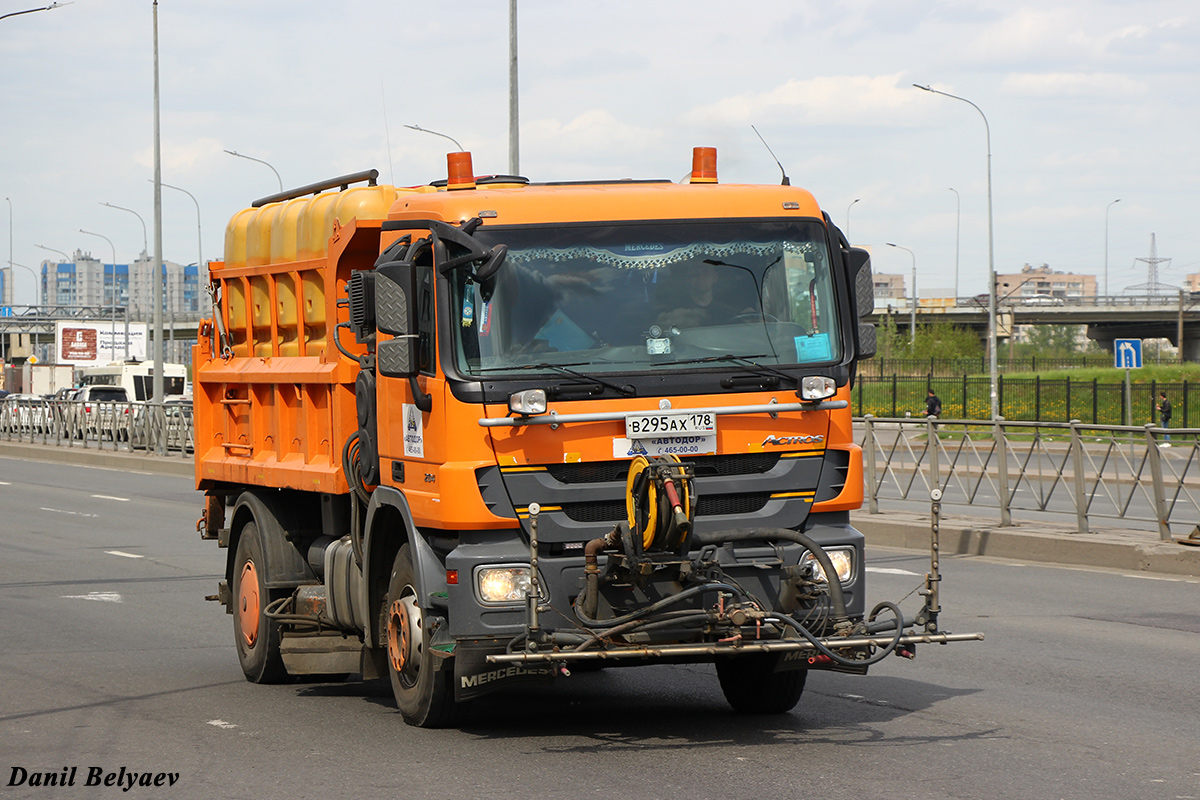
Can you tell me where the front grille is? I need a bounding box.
[560,493,772,523]
[545,452,781,484]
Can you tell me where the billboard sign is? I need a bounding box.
[55,321,148,365]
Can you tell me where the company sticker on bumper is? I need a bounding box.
[612,435,717,459]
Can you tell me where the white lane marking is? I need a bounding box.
[105,550,144,559]
[0,481,10,485]
[207,720,238,730]
[40,507,98,518]
[866,567,920,576]
[61,592,123,603]
[91,494,130,502]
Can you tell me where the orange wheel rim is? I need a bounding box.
[387,599,411,673]
[238,560,260,648]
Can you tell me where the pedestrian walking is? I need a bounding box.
[1156,391,1172,444]
[925,388,942,418]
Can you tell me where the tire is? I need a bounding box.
[382,545,457,727]
[716,655,807,714]
[231,523,289,684]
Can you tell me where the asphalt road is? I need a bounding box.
[2,455,1199,800]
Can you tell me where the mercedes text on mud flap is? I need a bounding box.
[194,148,982,727]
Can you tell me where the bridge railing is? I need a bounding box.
[859,415,1199,540]
[0,398,193,458]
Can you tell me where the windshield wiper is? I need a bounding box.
[664,353,798,387]
[478,361,636,396]
[537,363,637,396]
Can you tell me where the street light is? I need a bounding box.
[5,197,11,308]
[846,198,860,238]
[224,149,283,193]
[887,243,917,346]
[914,83,997,419]
[7,262,39,306]
[79,228,122,360]
[1105,199,1121,301]
[949,187,960,303]
[0,2,70,21]
[100,202,148,257]
[156,180,203,269]
[404,124,464,151]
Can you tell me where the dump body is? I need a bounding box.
[193,151,979,728]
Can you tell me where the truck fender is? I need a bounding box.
[226,491,317,590]
[361,486,447,648]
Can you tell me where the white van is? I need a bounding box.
[78,361,188,402]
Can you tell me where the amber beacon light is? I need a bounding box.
[447,151,476,190]
[690,146,718,183]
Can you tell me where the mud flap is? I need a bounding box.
[453,641,556,701]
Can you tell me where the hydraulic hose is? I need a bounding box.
[690,527,849,622]
[767,599,905,668]
[572,581,751,628]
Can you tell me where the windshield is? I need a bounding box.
[451,219,841,377]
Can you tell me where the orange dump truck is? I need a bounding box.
[195,147,980,726]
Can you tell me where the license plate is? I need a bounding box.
[625,410,716,438]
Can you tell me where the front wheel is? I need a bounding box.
[716,655,807,714]
[382,545,457,727]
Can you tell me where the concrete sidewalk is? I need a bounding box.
[854,509,1200,578]
[3,439,1198,577]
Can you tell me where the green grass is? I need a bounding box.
[1001,363,1200,383]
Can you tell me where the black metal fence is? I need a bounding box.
[860,355,1117,377]
[855,375,1194,428]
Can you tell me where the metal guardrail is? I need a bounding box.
[0,397,193,457]
[859,416,1199,541]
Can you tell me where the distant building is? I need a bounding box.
[1185,273,1200,293]
[873,272,906,299]
[39,251,200,319]
[995,264,1096,302]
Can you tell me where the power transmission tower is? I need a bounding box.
[1126,232,1178,295]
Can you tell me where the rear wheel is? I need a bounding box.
[232,523,289,684]
[716,655,807,714]
[382,545,457,727]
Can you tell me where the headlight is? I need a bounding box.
[800,376,836,401]
[508,389,547,416]
[800,548,853,583]
[475,565,533,604]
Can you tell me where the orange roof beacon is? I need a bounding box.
[194,148,982,727]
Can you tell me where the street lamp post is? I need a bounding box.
[224,149,283,193]
[100,202,148,257]
[1105,199,1121,301]
[158,180,202,270]
[7,262,39,306]
[949,187,960,303]
[5,197,11,308]
[404,124,464,151]
[887,243,917,346]
[846,198,860,238]
[914,83,997,419]
[0,2,69,22]
[79,229,121,361]
[34,244,70,308]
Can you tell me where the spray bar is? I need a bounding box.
[486,631,984,664]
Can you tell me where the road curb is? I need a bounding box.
[0,440,194,478]
[853,510,1200,577]
[4,439,1197,577]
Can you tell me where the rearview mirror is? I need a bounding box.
[375,261,418,378]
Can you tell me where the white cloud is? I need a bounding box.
[1001,72,1144,98]
[684,74,917,128]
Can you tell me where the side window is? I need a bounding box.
[415,262,435,376]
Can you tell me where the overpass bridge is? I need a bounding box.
[873,293,1200,360]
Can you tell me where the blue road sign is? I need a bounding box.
[1114,338,1143,369]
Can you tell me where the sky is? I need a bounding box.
[2,0,1198,307]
